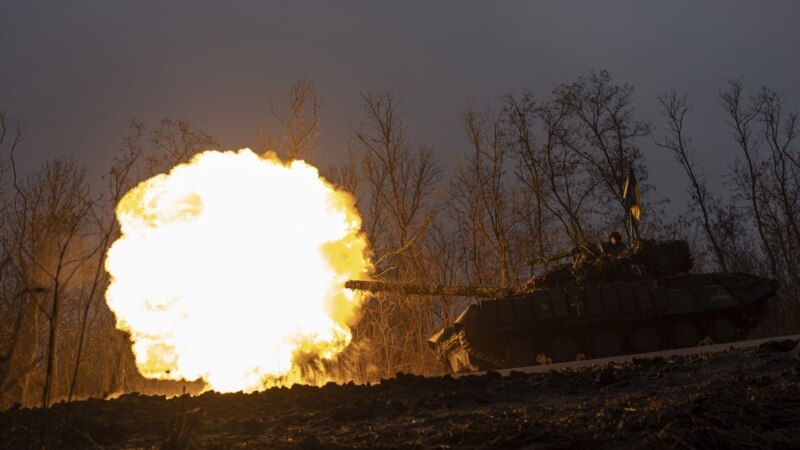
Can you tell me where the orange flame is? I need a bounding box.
[105,149,370,392]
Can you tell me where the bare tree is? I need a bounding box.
[556,70,651,233]
[503,93,550,263]
[146,118,216,174]
[654,91,729,272]
[2,157,99,409]
[756,87,800,268]
[447,102,523,288]
[352,91,440,274]
[349,91,443,377]
[504,92,598,252]
[423,222,463,326]
[0,111,43,408]
[323,148,362,203]
[721,79,779,276]
[260,76,320,161]
[720,79,800,334]
[536,99,598,245]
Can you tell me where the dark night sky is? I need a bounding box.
[2,1,799,214]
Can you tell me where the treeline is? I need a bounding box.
[0,71,798,409]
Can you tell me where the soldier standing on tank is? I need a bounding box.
[600,231,628,256]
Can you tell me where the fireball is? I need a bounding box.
[105,149,370,392]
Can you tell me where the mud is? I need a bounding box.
[2,339,799,449]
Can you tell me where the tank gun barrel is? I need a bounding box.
[345,280,513,298]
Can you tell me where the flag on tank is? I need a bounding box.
[623,167,641,221]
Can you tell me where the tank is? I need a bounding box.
[346,239,779,373]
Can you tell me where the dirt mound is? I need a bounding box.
[2,339,799,449]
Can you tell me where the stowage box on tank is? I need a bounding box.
[346,240,778,373]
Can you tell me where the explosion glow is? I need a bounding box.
[104,149,370,392]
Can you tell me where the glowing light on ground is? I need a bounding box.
[105,149,370,392]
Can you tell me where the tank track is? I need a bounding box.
[457,332,506,372]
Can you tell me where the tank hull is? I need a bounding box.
[428,273,778,373]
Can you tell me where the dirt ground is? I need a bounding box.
[2,339,799,449]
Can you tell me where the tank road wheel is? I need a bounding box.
[631,326,662,353]
[709,317,737,343]
[671,320,700,348]
[550,335,579,363]
[592,331,623,358]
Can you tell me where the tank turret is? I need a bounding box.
[522,239,692,290]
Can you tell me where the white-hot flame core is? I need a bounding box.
[105,149,370,392]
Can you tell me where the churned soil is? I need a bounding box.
[2,339,799,449]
